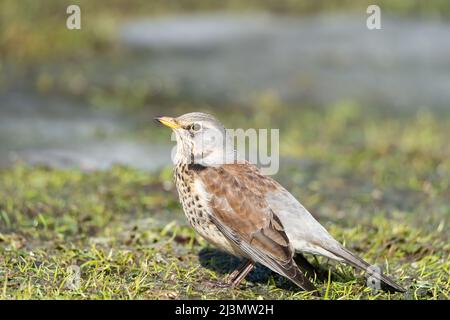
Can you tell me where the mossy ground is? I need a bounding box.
[0,106,448,300]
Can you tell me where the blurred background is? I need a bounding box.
[1,0,449,227]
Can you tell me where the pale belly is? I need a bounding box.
[180,196,244,257]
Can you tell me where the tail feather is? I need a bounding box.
[294,253,328,282]
[287,260,320,295]
[326,244,406,293]
[275,256,319,294]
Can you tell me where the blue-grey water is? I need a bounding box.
[121,13,450,109]
[1,14,449,170]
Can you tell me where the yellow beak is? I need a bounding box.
[155,116,180,129]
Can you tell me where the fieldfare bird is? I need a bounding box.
[156,112,405,294]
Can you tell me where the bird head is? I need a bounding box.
[155,112,234,166]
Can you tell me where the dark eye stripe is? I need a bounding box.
[185,123,201,132]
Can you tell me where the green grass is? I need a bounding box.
[0,105,448,299]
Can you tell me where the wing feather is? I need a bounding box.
[194,164,317,292]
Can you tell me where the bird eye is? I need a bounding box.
[191,123,201,132]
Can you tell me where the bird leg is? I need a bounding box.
[228,259,254,287]
[204,259,254,289]
[224,259,251,282]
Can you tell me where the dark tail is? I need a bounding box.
[327,245,406,293]
[294,253,328,281]
[271,255,320,295]
[287,260,321,296]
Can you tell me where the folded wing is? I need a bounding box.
[194,164,317,292]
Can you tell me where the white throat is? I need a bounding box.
[173,131,236,167]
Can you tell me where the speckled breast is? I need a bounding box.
[173,163,243,257]
[174,163,209,229]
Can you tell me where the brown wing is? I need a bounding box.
[195,163,317,291]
